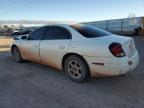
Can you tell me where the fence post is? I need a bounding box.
[106,20,108,31]
[121,19,124,33]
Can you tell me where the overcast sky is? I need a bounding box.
[0,0,143,22]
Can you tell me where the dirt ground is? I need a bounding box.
[0,36,144,108]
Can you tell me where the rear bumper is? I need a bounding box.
[84,51,139,77]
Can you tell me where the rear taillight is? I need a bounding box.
[109,42,126,57]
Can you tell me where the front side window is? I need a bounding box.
[28,27,46,40]
[71,24,112,38]
[44,26,71,40]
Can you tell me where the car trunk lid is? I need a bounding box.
[91,35,136,58]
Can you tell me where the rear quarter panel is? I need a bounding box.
[68,40,111,58]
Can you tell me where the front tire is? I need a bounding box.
[64,55,89,82]
[12,46,24,63]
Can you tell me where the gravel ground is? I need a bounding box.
[0,36,144,108]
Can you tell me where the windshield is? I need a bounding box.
[71,24,112,38]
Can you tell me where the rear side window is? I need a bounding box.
[71,24,112,38]
[28,27,46,40]
[44,26,71,40]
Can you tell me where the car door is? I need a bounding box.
[20,27,46,63]
[40,26,72,69]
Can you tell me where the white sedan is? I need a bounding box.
[11,24,139,82]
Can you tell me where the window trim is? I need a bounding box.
[42,26,72,40]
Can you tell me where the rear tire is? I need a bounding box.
[64,55,89,82]
[12,46,24,63]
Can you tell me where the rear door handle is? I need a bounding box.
[34,45,38,47]
[59,46,65,49]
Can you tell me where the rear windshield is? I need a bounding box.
[71,24,112,38]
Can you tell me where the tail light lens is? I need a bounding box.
[109,42,126,57]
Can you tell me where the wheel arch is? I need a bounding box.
[11,44,18,52]
[62,52,90,76]
[11,44,21,56]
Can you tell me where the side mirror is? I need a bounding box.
[21,36,28,40]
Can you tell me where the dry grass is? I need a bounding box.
[0,37,13,52]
